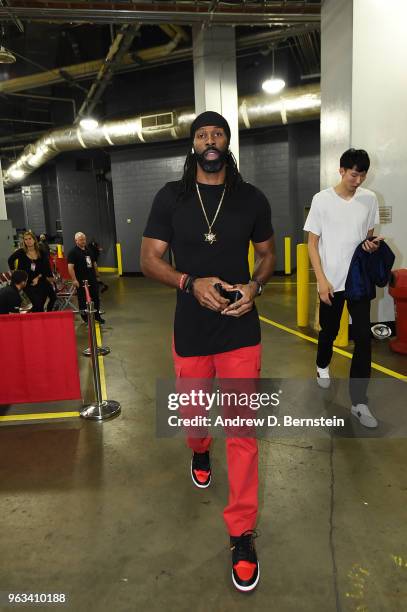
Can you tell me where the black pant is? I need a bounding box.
[25,280,57,312]
[24,284,46,312]
[317,291,371,405]
[43,280,57,311]
[77,279,100,319]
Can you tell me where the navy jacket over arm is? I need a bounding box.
[345,240,395,301]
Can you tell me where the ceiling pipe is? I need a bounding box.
[0,24,319,95]
[136,31,183,61]
[5,91,77,119]
[0,129,47,145]
[2,83,320,187]
[0,2,321,26]
[0,34,184,95]
[0,0,24,32]
[0,143,25,152]
[75,23,141,123]
[0,117,52,124]
[159,24,189,43]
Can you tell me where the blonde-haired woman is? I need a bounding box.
[8,230,56,312]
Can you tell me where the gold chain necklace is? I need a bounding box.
[195,183,226,245]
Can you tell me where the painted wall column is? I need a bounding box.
[193,25,239,165]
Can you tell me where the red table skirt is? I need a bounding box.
[0,311,82,405]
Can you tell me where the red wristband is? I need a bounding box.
[179,273,187,290]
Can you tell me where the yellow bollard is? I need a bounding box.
[248,241,255,277]
[334,301,349,347]
[57,244,63,258]
[297,243,309,327]
[284,237,291,275]
[116,243,123,276]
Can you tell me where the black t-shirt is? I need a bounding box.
[88,242,100,263]
[143,180,274,357]
[8,248,51,284]
[67,246,97,281]
[0,285,22,314]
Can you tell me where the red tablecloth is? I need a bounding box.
[0,311,82,404]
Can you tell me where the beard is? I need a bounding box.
[195,147,228,173]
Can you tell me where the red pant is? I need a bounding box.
[172,343,261,536]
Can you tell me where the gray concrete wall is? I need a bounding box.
[240,122,320,270]
[240,129,291,270]
[292,121,321,246]
[5,191,26,232]
[42,166,62,239]
[22,184,46,236]
[56,157,116,266]
[111,144,185,274]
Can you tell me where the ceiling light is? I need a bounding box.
[9,168,25,179]
[262,78,286,95]
[0,45,16,64]
[79,117,99,130]
[262,45,286,96]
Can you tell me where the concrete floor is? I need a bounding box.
[1,276,407,612]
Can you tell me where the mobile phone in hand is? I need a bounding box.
[214,283,242,303]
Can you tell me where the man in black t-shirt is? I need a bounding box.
[141,111,275,592]
[0,270,28,314]
[67,232,105,324]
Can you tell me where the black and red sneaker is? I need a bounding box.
[230,530,260,592]
[190,451,211,488]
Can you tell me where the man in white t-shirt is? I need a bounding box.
[304,149,381,428]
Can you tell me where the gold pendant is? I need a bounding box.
[204,232,216,244]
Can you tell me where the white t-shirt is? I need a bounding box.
[303,187,380,292]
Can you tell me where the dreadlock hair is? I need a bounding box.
[177,149,243,200]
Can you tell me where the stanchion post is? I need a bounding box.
[297,243,309,327]
[89,299,103,405]
[284,237,291,275]
[80,281,120,420]
[82,310,110,357]
[81,279,110,356]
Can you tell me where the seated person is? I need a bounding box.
[0,270,28,314]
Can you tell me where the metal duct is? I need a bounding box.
[3,83,320,187]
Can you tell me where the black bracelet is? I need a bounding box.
[183,275,197,294]
[251,279,264,296]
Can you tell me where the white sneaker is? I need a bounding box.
[317,366,331,389]
[351,404,378,428]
